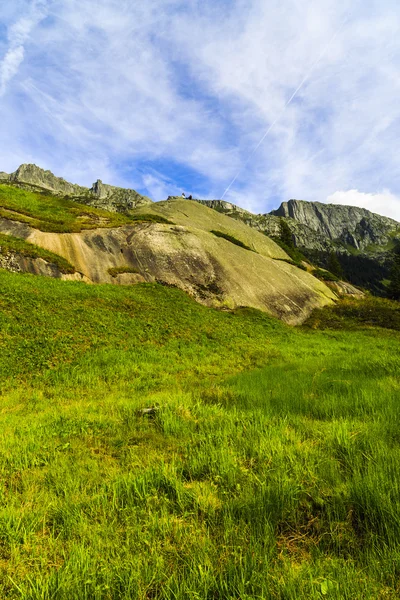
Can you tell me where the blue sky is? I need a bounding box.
[1,0,400,219]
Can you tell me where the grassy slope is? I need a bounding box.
[133,198,289,260]
[0,184,168,233]
[305,295,400,331]
[1,270,400,598]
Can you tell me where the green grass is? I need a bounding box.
[273,257,307,271]
[311,267,340,282]
[304,295,400,331]
[107,266,141,277]
[0,233,75,273]
[0,184,171,233]
[128,213,173,224]
[270,237,307,264]
[1,270,400,598]
[210,229,254,251]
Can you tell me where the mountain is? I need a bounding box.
[0,164,152,212]
[0,168,336,324]
[194,198,400,295]
[270,199,400,251]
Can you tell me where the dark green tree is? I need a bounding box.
[279,218,294,249]
[327,251,343,278]
[388,244,400,300]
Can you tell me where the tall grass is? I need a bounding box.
[1,270,400,598]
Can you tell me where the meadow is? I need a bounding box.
[0,269,400,599]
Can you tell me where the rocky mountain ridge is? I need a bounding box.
[271,199,400,251]
[0,164,152,212]
[193,200,335,252]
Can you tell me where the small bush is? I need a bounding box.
[129,213,173,224]
[304,296,400,331]
[274,257,307,271]
[108,266,141,277]
[311,268,339,282]
[210,230,254,251]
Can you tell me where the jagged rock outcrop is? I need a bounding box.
[193,198,400,254]
[4,164,152,213]
[271,199,400,251]
[9,163,88,196]
[89,179,152,212]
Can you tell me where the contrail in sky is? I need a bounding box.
[221,16,348,200]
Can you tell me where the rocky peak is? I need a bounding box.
[91,179,107,199]
[88,179,152,211]
[9,163,87,196]
[2,164,153,213]
[270,199,400,250]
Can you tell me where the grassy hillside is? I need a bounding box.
[133,198,289,260]
[0,184,168,233]
[1,270,400,598]
[0,189,335,323]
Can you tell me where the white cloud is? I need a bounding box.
[0,46,25,95]
[326,190,400,221]
[0,1,48,96]
[0,0,399,221]
[142,172,179,201]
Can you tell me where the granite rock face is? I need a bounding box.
[271,199,400,251]
[5,164,152,213]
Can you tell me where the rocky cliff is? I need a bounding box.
[271,199,400,251]
[3,164,153,213]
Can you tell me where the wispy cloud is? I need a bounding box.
[0,0,48,96]
[0,0,399,217]
[327,190,400,221]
